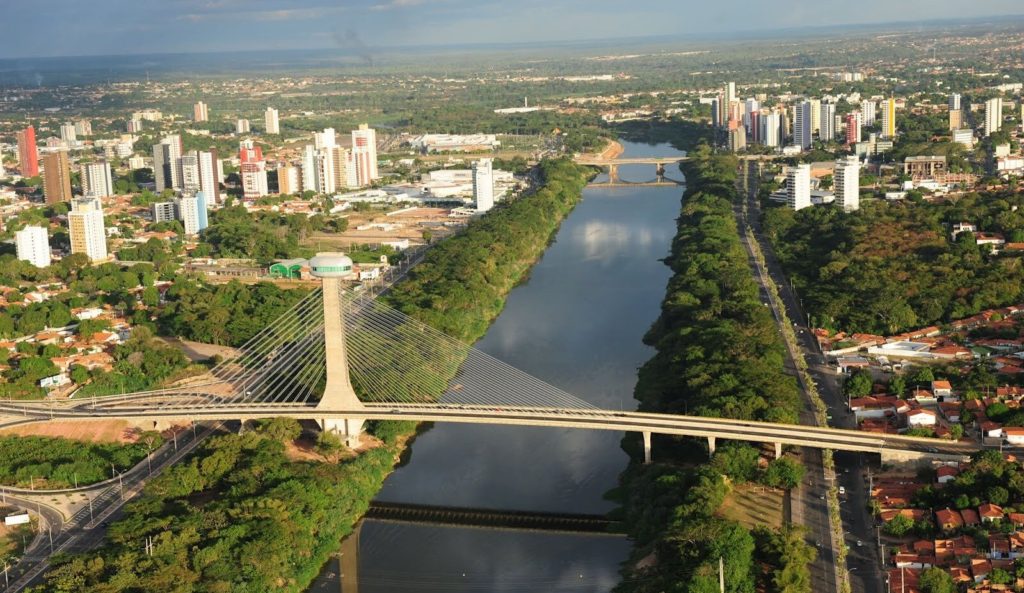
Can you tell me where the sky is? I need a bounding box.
[4,0,1024,59]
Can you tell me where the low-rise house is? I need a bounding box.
[937,508,965,531]
[979,504,1004,523]
[971,558,992,583]
[962,509,980,527]
[895,553,935,569]
[907,408,938,427]
[982,422,1004,439]
[851,395,898,420]
[1003,427,1024,446]
[937,466,960,484]
[932,380,954,398]
[940,402,962,423]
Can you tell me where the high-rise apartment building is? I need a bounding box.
[176,192,208,236]
[180,154,201,194]
[834,156,860,213]
[74,120,92,137]
[60,123,77,144]
[725,82,736,106]
[761,111,781,147]
[351,124,379,186]
[331,146,356,190]
[809,99,822,135]
[881,99,897,138]
[985,97,1003,137]
[794,101,813,150]
[236,119,250,134]
[949,94,961,111]
[301,145,317,192]
[193,101,209,122]
[16,125,39,177]
[197,150,220,205]
[949,109,963,131]
[860,100,877,127]
[152,202,177,223]
[315,128,336,149]
[239,140,268,200]
[473,158,495,212]
[845,113,862,145]
[127,119,144,134]
[786,164,811,211]
[711,97,723,129]
[81,160,114,198]
[41,151,72,204]
[743,99,760,130]
[15,226,51,268]
[314,149,336,195]
[68,197,107,262]
[265,107,280,135]
[728,127,746,152]
[278,165,300,195]
[819,102,837,141]
[153,134,183,192]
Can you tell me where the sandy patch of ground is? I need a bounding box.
[0,420,141,444]
[161,338,242,363]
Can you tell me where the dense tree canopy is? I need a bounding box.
[763,191,1024,334]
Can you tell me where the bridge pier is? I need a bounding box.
[313,262,368,449]
[608,164,619,184]
[774,442,783,459]
[642,431,652,464]
[707,436,716,456]
[324,418,365,449]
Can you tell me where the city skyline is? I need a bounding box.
[3,0,1024,59]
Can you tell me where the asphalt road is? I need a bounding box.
[741,161,883,593]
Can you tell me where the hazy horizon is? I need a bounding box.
[4,1,1024,60]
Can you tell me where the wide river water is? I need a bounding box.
[309,141,685,593]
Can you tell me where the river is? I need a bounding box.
[309,141,685,593]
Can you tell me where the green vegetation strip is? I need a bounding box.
[614,147,814,593]
[0,434,161,489]
[33,158,596,592]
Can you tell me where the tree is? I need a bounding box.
[991,568,1013,586]
[845,370,873,397]
[884,513,914,537]
[918,567,954,593]
[69,365,90,385]
[762,458,806,490]
[315,431,344,458]
[711,443,761,482]
[258,418,302,444]
[889,374,907,397]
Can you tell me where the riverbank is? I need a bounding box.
[613,146,814,593]
[31,157,598,592]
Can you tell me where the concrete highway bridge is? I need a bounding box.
[0,255,978,466]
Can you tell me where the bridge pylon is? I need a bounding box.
[311,254,365,448]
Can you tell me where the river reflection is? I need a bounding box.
[309,141,685,593]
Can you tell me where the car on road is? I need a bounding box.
[856,540,863,547]
[926,447,939,453]
[839,486,846,495]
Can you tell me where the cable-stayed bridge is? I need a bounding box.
[0,255,977,465]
